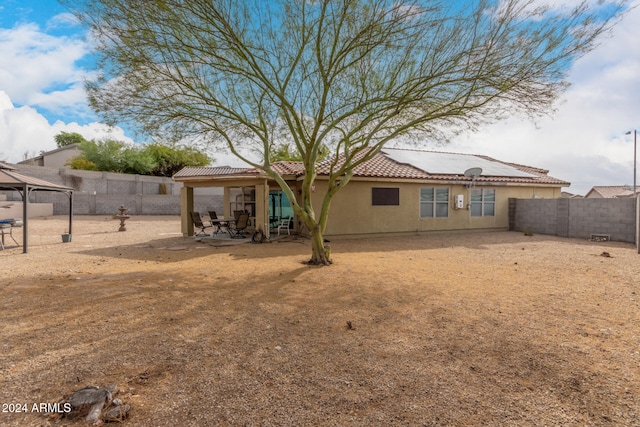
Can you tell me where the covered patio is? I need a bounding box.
[173,164,301,240]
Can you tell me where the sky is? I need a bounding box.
[0,0,639,196]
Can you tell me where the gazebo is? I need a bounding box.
[0,162,74,253]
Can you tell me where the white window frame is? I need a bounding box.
[420,187,449,218]
[470,188,495,217]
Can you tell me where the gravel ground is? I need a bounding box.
[1,215,639,426]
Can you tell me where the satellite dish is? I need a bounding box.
[464,167,483,178]
[463,167,482,188]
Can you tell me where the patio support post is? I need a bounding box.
[180,186,194,236]
[22,185,28,253]
[255,182,269,239]
[68,191,73,236]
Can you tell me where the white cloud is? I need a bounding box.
[45,12,81,30]
[0,91,133,163]
[448,2,640,196]
[497,0,626,18]
[0,21,90,111]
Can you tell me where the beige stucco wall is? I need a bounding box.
[0,201,54,219]
[177,175,563,238]
[309,179,562,237]
[43,147,81,168]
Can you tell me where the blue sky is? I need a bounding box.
[1,0,640,195]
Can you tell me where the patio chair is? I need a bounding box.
[190,211,214,236]
[208,210,230,234]
[277,217,292,236]
[228,212,250,239]
[234,209,252,226]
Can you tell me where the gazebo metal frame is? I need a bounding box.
[0,162,74,253]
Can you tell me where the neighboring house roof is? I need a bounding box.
[584,186,635,198]
[561,191,583,199]
[17,143,80,164]
[174,148,569,187]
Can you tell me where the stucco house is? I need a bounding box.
[18,144,81,168]
[584,186,635,198]
[173,148,568,238]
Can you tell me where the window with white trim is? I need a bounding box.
[420,187,448,218]
[470,188,495,217]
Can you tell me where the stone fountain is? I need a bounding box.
[116,205,130,231]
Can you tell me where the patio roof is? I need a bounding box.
[173,162,307,180]
[0,162,74,253]
[174,149,569,187]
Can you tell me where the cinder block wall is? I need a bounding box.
[510,198,636,243]
[1,164,222,216]
[514,199,558,236]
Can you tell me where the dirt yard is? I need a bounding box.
[1,215,639,426]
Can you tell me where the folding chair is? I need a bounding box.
[190,212,213,236]
[228,213,250,239]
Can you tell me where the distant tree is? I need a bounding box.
[67,139,210,175]
[270,144,302,162]
[143,143,210,177]
[68,0,627,264]
[67,139,155,174]
[55,132,89,148]
[66,157,98,170]
[270,143,329,162]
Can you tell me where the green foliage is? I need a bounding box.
[270,144,302,162]
[55,132,89,148]
[144,143,210,177]
[67,139,210,176]
[270,143,329,162]
[65,157,98,170]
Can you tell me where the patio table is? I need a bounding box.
[0,223,19,250]
[210,218,235,236]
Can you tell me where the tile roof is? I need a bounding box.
[173,162,307,179]
[174,148,569,187]
[173,166,252,178]
[585,186,635,198]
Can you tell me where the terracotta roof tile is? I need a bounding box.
[586,186,634,198]
[174,149,569,187]
[173,166,250,178]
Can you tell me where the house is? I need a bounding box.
[561,191,583,199]
[584,186,635,198]
[173,148,568,238]
[18,144,81,168]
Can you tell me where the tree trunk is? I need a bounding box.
[308,226,332,265]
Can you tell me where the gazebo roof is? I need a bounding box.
[0,162,74,192]
[0,162,74,253]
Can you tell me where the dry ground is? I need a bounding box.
[1,216,639,426]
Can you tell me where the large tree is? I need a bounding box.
[55,131,89,148]
[66,138,211,176]
[66,0,625,264]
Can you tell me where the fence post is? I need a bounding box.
[636,196,639,254]
[508,198,516,231]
